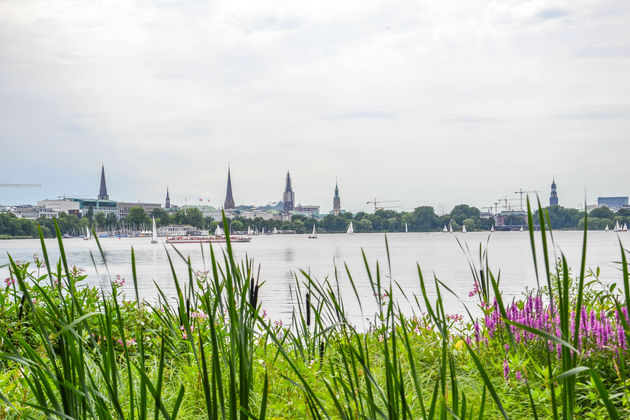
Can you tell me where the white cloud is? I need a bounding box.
[0,0,629,211]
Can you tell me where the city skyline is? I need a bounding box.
[1,1,629,211]
[2,162,610,215]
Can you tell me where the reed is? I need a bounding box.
[0,205,629,419]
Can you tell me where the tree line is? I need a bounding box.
[1,204,629,238]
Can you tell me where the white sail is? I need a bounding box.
[247,226,253,235]
[519,226,524,232]
[85,226,91,240]
[261,227,265,234]
[308,224,318,238]
[273,227,278,234]
[614,221,621,232]
[405,222,408,233]
[624,223,628,232]
[605,224,610,232]
[443,225,448,232]
[462,225,467,233]
[490,225,495,232]
[151,217,158,243]
[346,221,354,235]
[215,225,224,236]
[449,224,453,233]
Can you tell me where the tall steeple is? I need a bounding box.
[224,165,235,209]
[165,186,171,209]
[333,178,341,216]
[98,164,109,200]
[283,170,295,212]
[549,177,558,206]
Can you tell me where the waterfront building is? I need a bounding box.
[240,209,281,221]
[98,164,109,200]
[224,166,235,210]
[496,210,527,230]
[294,204,320,216]
[117,201,162,219]
[69,198,118,217]
[37,199,80,218]
[183,204,222,221]
[283,171,295,213]
[9,205,40,220]
[597,196,629,211]
[333,180,341,216]
[165,187,171,209]
[549,178,558,206]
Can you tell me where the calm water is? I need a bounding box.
[1,232,628,323]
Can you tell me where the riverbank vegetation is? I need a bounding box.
[4,202,627,238]
[1,200,630,418]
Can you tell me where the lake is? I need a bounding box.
[1,231,628,323]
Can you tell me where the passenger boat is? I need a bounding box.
[166,235,252,244]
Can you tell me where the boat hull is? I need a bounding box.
[166,236,252,244]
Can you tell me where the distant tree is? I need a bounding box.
[151,208,171,226]
[449,204,480,225]
[126,207,149,229]
[94,212,106,228]
[357,219,373,232]
[590,206,614,220]
[230,220,244,232]
[106,213,118,230]
[85,207,94,224]
[412,206,440,231]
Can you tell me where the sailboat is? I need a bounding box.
[308,224,318,239]
[623,223,628,232]
[605,224,610,232]
[443,225,448,232]
[405,222,408,233]
[261,227,265,234]
[614,221,621,232]
[151,217,158,243]
[272,227,278,234]
[490,225,495,232]
[519,226,524,232]
[83,226,91,240]
[247,226,253,235]
[346,221,354,235]
[449,224,453,233]
[215,225,224,236]
[462,225,467,233]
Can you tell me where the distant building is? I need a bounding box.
[98,164,109,200]
[224,166,235,209]
[240,209,281,221]
[72,198,118,217]
[117,201,162,219]
[283,171,295,212]
[183,205,222,221]
[37,199,80,218]
[294,204,320,216]
[165,187,171,209]
[9,205,39,220]
[333,180,341,216]
[597,196,628,211]
[549,178,558,206]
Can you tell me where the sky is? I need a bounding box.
[1,0,629,214]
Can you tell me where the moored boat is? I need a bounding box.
[166,235,252,244]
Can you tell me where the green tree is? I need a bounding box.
[590,206,614,220]
[94,212,106,228]
[126,207,149,228]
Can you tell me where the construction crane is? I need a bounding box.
[497,196,520,212]
[0,184,41,188]
[514,188,541,211]
[366,198,401,212]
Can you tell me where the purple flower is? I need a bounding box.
[503,359,510,381]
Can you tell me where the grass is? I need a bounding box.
[0,199,629,419]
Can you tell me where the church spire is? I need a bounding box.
[224,165,235,209]
[333,178,341,216]
[549,177,558,206]
[98,164,109,200]
[283,170,295,212]
[165,186,171,209]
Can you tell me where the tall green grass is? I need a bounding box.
[0,203,629,419]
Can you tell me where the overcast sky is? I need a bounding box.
[1,0,629,213]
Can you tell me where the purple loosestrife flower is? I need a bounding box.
[503,359,510,381]
[515,371,522,381]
